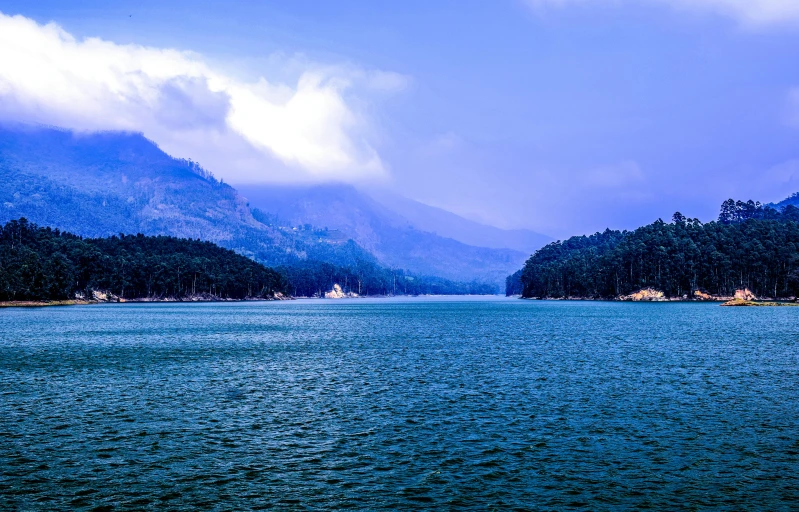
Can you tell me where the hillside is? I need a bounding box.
[0,124,507,294]
[0,124,380,269]
[514,199,799,299]
[236,183,532,285]
[0,218,286,301]
[366,190,551,254]
[769,193,799,211]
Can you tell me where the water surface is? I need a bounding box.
[2,298,799,509]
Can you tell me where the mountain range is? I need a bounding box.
[0,124,550,289]
[770,193,799,211]
[365,190,551,255]
[237,183,549,284]
[0,124,379,269]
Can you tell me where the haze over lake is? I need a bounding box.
[3,298,798,509]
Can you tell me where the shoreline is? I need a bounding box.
[0,293,505,308]
[0,295,291,308]
[520,296,799,306]
[0,300,97,308]
[519,296,727,302]
[10,295,796,308]
[720,299,799,307]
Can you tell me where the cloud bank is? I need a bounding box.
[0,12,406,182]
[525,0,799,27]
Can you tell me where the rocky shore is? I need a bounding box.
[324,284,359,299]
[80,290,289,303]
[0,291,290,307]
[720,299,799,307]
[526,287,798,305]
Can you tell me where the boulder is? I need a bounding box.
[734,288,756,301]
[92,290,121,302]
[620,288,666,301]
[324,284,345,299]
[693,290,713,301]
[324,284,358,299]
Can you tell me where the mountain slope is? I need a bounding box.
[235,183,530,285]
[366,190,551,254]
[769,192,799,211]
[0,124,375,268]
[516,200,799,299]
[1,124,529,289]
[0,218,286,301]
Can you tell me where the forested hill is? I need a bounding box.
[237,183,533,286]
[278,260,497,298]
[0,218,287,301]
[0,124,376,269]
[0,219,498,301]
[513,200,799,299]
[0,125,518,290]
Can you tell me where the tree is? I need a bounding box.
[719,199,737,224]
[516,198,799,299]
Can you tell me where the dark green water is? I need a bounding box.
[1,297,799,510]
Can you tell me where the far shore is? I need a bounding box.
[7,295,796,308]
[0,300,96,308]
[720,299,799,307]
[517,286,799,304]
[0,296,290,308]
[520,296,799,306]
[0,294,504,307]
[520,296,727,302]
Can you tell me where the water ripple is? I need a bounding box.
[1,299,799,509]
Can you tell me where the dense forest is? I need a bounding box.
[0,219,497,302]
[0,126,524,289]
[279,260,497,297]
[505,269,524,296]
[514,200,799,299]
[0,218,286,301]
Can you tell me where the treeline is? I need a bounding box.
[0,218,286,301]
[505,269,524,296]
[279,260,498,297]
[0,219,497,302]
[515,200,799,299]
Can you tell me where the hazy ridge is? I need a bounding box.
[0,124,547,289]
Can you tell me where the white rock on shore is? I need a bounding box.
[324,284,358,299]
[734,288,757,301]
[693,290,713,300]
[619,288,666,301]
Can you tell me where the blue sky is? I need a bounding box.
[2,0,799,237]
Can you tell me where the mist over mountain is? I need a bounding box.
[235,183,534,285]
[0,124,539,289]
[769,193,799,211]
[365,190,551,254]
[0,124,375,269]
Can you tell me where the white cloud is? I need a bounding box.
[524,0,799,27]
[0,12,405,182]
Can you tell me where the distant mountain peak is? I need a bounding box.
[769,192,799,210]
[0,124,546,289]
[235,182,550,285]
[0,124,376,268]
[365,189,552,254]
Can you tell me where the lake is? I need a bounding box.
[2,297,799,509]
